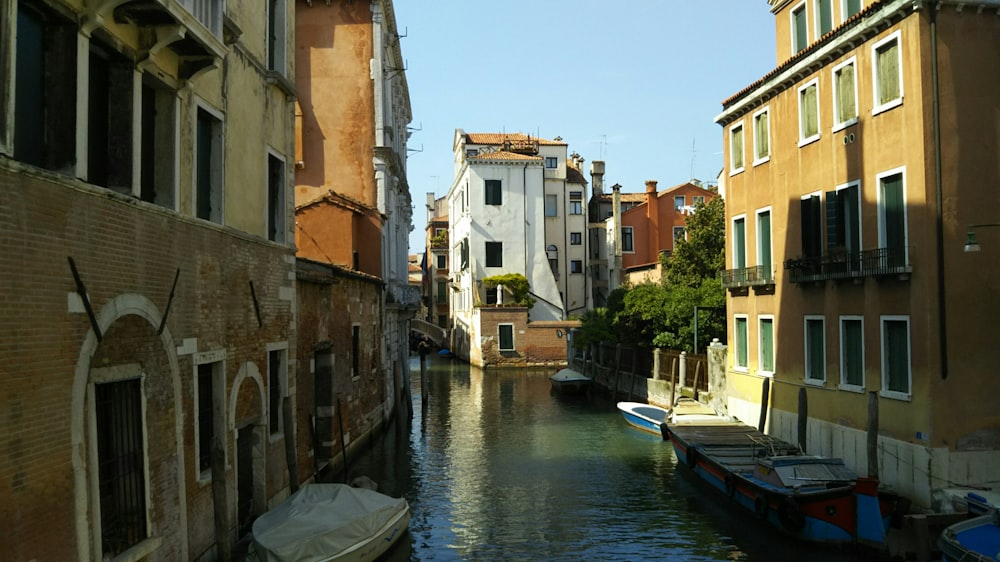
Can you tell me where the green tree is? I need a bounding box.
[481,273,535,307]
[613,282,669,348]
[572,307,616,350]
[662,196,725,289]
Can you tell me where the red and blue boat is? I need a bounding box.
[662,403,901,550]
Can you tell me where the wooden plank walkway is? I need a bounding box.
[668,421,802,473]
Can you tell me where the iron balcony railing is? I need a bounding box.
[721,265,774,289]
[784,246,912,284]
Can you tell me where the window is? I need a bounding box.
[759,316,774,375]
[485,179,502,206]
[843,0,862,20]
[545,157,558,168]
[734,315,749,370]
[791,2,808,53]
[756,208,772,275]
[351,325,361,378]
[267,0,287,72]
[729,123,745,174]
[569,191,583,215]
[545,194,558,217]
[459,237,469,270]
[485,241,503,267]
[88,40,134,193]
[798,79,820,146]
[436,254,446,269]
[570,260,582,273]
[268,347,287,435]
[732,215,746,269]
[466,149,478,159]
[826,181,861,257]
[196,106,224,223]
[881,316,911,398]
[436,280,447,304]
[800,193,822,258]
[267,151,286,242]
[805,316,825,383]
[197,362,214,475]
[872,31,903,114]
[877,168,907,267]
[498,324,515,351]
[832,57,858,130]
[753,108,770,164]
[313,351,333,463]
[95,378,148,556]
[815,0,833,37]
[840,316,865,390]
[693,196,705,206]
[546,244,559,278]
[13,2,78,170]
[570,232,582,245]
[485,287,498,305]
[621,226,634,253]
[674,195,685,210]
[140,77,177,209]
[673,226,686,242]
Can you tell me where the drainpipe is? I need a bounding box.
[930,1,948,379]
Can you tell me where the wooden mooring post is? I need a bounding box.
[868,391,879,479]
[797,387,808,452]
[612,344,623,401]
[668,357,677,407]
[757,377,770,432]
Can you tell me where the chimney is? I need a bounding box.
[611,183,623,291]
[590,160,606,195]
[645,180,659,259]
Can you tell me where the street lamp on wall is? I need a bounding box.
[964,224,1000,252]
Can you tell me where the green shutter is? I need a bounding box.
[826,190,840,251]
[736,318,748,368]
[843,319,863,386]
[846,0,861,17]
[818,0,833,35]
[801,84,818,138]
[761,319,774,372]
[758,211,771,272]
[882,174,905,250]
[732,126,744,169]
[844,185,860,253]
[794,8,808,52]
[734,218,746,269]
[877,39,900,105]
[755,112,769,160]
[884,320,909,393]
[807,319,825,381]
[837,63,856,123]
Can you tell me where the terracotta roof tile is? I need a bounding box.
[465,132,566,146]
[566,161,588,185]
[469,150,543,162]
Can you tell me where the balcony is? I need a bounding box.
[113,0,227,76]
[721,265,774,289]
[387,283,421,309]
[784,246,912,284]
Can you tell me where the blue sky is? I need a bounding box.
[393,1,777,253]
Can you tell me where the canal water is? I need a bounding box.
[345,356,877,561]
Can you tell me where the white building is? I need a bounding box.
[447,130,588,359]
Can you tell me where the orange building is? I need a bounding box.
[621,180,720,284]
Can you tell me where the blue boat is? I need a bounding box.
[939,507,1000,562]
[616,401,670,435]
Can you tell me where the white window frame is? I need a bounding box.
[831,56,859,132]
[734,314,749,372]
[672,226,686,242]
[729,122,745,175]
[267,342,289,441]
[193,99,226,224]
[838,315,865,393]
[876,166,908,261]
[193,352,226,482]
[758,315,775,377]
[879,315,912,401]
[674,195,685,210]
[790,1,809,54]
[755,206,773,274]
[732,214,747,270]
[798,78,821,147]
[871,30,904,116]
[498,323,515,351]
[752,107,770,166]
[803,315,826,385]
[814,0,834,39]
[621,226,635,254]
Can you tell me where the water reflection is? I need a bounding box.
[346,357,880,561]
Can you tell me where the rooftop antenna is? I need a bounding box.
[690,138,696,179]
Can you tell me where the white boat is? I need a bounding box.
[549,367,592,394]
[616,401,670,435]
[251,483,410,562]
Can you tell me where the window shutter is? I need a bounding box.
[878,40,900,105]
[826,190,840,251]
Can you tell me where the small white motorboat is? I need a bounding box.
[251,483,410,562]
[549,367,592,395]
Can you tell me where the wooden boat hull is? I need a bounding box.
[664,422,899,548]
[617,402,669,435]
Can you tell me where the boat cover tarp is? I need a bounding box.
[252,483,407,562]
[551,368,590,382]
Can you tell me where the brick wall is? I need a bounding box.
[475,307,578,368]
[0,162,295,560]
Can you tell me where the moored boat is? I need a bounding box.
[549,367,592,395]
[617,401,670,435]
[251,483,410,562]
[939,508,1000,562]
[663,415,900,549]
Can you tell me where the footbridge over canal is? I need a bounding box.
[411,319,447,346]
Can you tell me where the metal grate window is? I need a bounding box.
[95,379,147,556]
